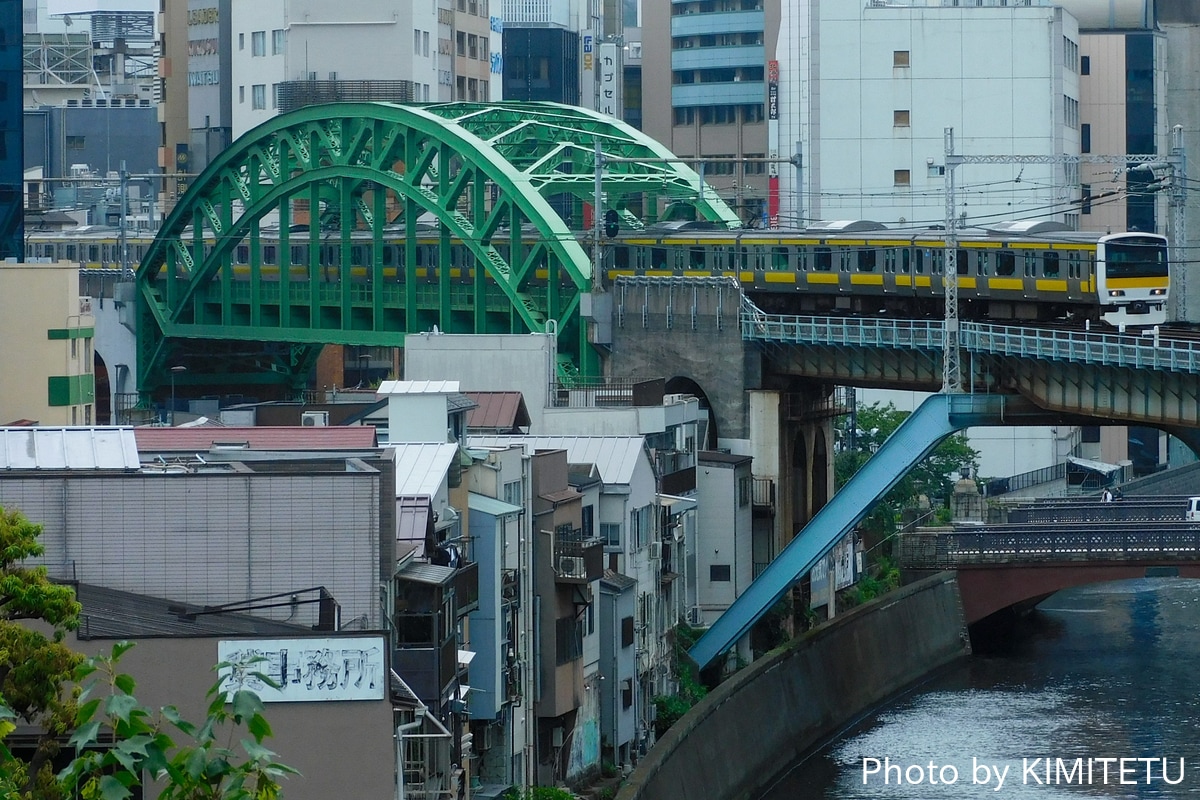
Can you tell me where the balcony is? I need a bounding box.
[671,9,765,38]
[672,81,765,108]
[553,529,604,584]
[752,477,775,515]
[672,44,765,72]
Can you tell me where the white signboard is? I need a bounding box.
[48,0,157,14]
[218,636,386,703]
[598,42,620,118]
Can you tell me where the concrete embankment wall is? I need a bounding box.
[616,572,969,800]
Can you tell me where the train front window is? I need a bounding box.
[1105,237,1168,279]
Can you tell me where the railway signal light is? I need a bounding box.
[604,209,620,238]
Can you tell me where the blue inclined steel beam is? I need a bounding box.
[689,393,1010,669]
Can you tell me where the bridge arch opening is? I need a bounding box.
[665,376,719,450]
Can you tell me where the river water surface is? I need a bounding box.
[763,578,1200,798]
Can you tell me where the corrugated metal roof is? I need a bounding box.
[397,496,432,552]
[392,442,459,496]
[465,392,531,431]
[447,393,479,414]
[468,436,646,486]
[468,492,523,517]
[396,560,458,585]
[377,380,460,396]
[134,426,376,453]
[75,583,311,639]
[600,569,637,592]
[1,427,140,470]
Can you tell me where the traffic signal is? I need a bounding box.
[604,209,620,238]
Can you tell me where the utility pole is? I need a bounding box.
[941,131,1187,393]
[593,137,603,292]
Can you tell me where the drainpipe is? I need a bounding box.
[396,706,427,800]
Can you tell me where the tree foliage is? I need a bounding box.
[0,505,84,798]
[836,402,980,547]
[0,505,296,799]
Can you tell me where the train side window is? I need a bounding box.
[839,250,852,273]
[1023,253,1036,277]
[814,247,831,272]
[796,248,807,272]
[673,249,686,270]
[858,248,876,272]
[263,245,277,265]
[883,249,895,274]
[977,251,989,276]
[351,245,364,265]
[381,246,393,266]
[738,246,751,270]
[42,244,55,259]
[933,249,945,275]
[236,245,249,264]
[956,249,969,276]
[652,247,667,269]
[996,251,1015,276]
[614,246,630,269]
[771,246,789,271]
[1043,251,1060,277]
[753,247,767,271]
[65,244,77,261]
[1068,252,1080,279]
[691,246,707,268]
[291,245,306,265]
[88,245,99,262]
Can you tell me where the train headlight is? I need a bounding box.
[1150,288,1166,296]
[1108,290,1125,297]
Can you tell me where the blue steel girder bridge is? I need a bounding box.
[688,294,1200,667]
[135,101,739,395]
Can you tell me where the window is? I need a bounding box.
[601,522,620,548]
[272,83,280,109]
[423,31,430,57]
[894,109,910,127]
[710,564,731,582]
[1064,96,1079,129]
[66,135,85,149]
[673,107,695,125]
[893,50,910,67]
[1081,123,1091,153]
[1081,425,1101,443]
[415,30,421,53]
[738,475,751,506]
[555,616,583,665]
[631,505,653,549]
[1081,184,1092,215]
[468,34,478,59]
[252,84,266,109]
[894,169,911,186]
[621,616,635,648]
[456,31,465,56]
[1081,55,1090,75]
[238,85,245,104]
[251,31,265,57]
[238,32,244,50]
[272,29,284,55]
[502,479,521,507]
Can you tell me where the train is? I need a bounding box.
[27,218,1170,329]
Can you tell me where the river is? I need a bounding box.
[762,578,1200,798]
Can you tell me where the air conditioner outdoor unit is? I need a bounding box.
[301,411,329,427]
[558,555,585,577]
[687,606,703,626]
[648,542,662,560]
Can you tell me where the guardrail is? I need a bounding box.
[900,526,1200,568]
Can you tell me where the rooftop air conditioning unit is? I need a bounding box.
[558,555,584,577]
[301,411,329,427]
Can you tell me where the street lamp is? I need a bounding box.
[169,365,186,426]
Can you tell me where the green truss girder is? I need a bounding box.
[136,101,739,394]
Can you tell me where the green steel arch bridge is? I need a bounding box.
[136,101,740,396]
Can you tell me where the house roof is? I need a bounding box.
[74,583,312,639]
[377,380,460,396]
[392,442,459,496]
[468,436,647,486]
[465,392,531,431]
[468,492,523,517]
[600,569,637,592]
[134,426,376,453]
[1,427,140,470]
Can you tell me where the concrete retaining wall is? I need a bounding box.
[616,572,969,800]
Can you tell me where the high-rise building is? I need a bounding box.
[0,1,21,257]
[641,1,778,227]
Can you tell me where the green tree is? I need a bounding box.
[0,504,85,798]
[0,505,296,799]
[836,402,979,551]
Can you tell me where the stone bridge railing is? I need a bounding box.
[900,526,1200,569]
